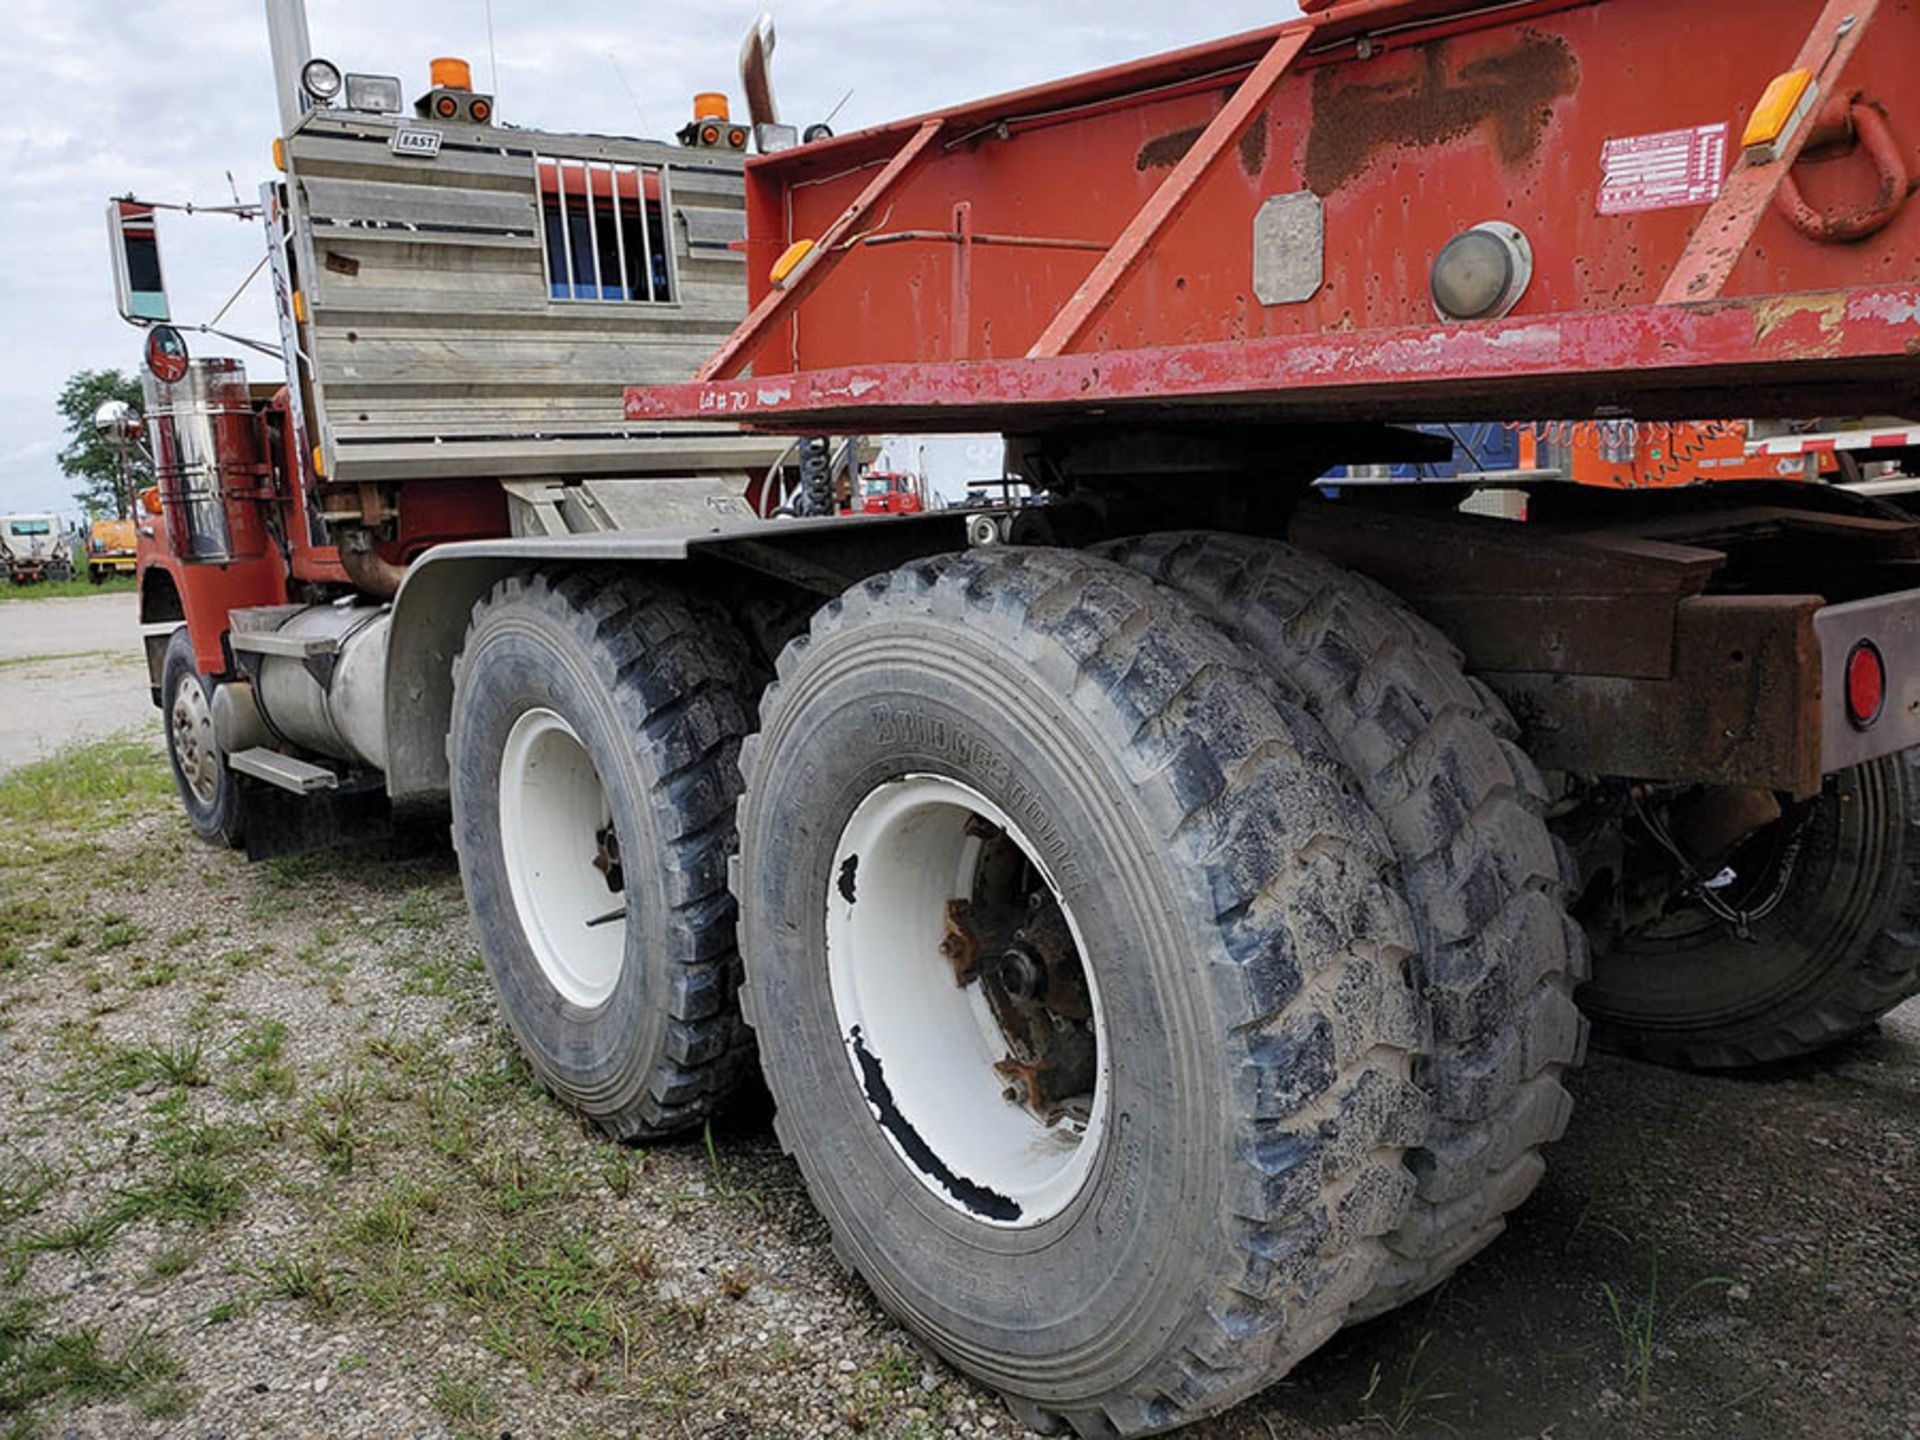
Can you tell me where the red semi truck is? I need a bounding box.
[116,2,1920,1433]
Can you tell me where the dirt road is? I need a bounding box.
[0,592,154,771]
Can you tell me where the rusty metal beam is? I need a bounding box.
[1025,26,1312,359]
[1486,596,1825,795]
[696,117,945,383]
[1657,0,1879,304]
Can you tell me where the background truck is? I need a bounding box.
[0,514,72,584]
[86,517,137,583]
[112,1,1920,1435]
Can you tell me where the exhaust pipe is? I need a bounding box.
[740,12,779,129]
[263,0,315,137]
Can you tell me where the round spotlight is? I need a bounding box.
[1431,221,1533,322]
[301,57,344,102]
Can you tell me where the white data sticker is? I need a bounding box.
[1597,123,1728,216]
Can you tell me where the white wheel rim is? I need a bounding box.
[498,708,627,1009]
[170,675,219,807]
[827,776,1109,1228]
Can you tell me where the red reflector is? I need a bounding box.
[1846,641,1885,728]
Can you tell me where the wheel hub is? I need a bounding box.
[827,776,1107,1227]
[170,675,219,807]
[497,708,627,1009]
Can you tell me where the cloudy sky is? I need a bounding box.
[0,0,1299,520]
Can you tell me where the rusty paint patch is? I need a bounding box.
[1137,124,1204,171]
[1753,292,1846,358]
[1303,33,1579,194]
[1240,110,1269,178]
[1135,111,1269,176]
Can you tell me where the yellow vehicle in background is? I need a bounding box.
[87,518,137,584]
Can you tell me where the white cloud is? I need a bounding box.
[0,0,1295,519]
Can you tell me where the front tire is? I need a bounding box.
[160,628,244,849]
[737,550,1428,1435]
[449,570,758,1140]
[1581,751,1920,1067]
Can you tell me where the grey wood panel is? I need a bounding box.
[289,113,753,488]
[301,175,538,233]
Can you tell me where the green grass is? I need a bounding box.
[1598,1256,1734,1404]
[0,576,135,603]
[430,1368,498,1433]
[1357,1328,1453,1435]
[256,1253,339,1313]
[0,1168,58,1230]
[0,1300,183,1422]
[0,738,171,835]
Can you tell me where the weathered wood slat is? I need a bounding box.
[308,222,540,251]
[301,175,538,233]
[330,433,787,483]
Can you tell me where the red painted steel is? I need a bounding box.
[698,118,945,382]
[627,282,1920,431]
[634,0,1920,430]
[1657,0,1878,302]
[1027,26,1313,358]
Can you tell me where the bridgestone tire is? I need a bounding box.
[736,549,1429,1436]
[1105,533,1589,1321]
[1584,751,1920,1068]
[449,570,757,1140]
[160,627,244,849]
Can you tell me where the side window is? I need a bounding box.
[537,158,672,304]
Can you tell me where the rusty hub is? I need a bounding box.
[941,824,1099,1129]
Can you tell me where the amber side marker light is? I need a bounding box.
[1847,640,1886,729]
[770,239,815,286]
[1743,68,1817,163]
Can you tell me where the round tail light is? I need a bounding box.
[1846,640,1886,728]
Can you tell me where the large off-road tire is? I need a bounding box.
[448,570,758,1141]
[160,627,245,849]
[1583,751,1920,1068]
[736,549,1429,1436]
[1105,532,1588,1321]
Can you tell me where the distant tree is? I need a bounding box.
[56,368,150,520]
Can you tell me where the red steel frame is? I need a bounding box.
[630,0,1920,434]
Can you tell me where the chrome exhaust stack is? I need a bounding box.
[740,12,779,129]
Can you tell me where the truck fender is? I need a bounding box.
[381,512,973,806]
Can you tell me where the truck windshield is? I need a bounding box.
[9,521,50,535]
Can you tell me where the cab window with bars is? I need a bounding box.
[537,157,673,303]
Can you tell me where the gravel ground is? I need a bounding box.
[0,593,153,772]
[0,739,1916,1440]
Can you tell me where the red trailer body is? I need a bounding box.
[629,0,1920,432]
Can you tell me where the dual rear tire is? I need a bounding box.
[735,549,1429,1433]
[446,545,1579,1434]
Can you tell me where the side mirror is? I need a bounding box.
[93,399,143,441]
[107,199,170,325]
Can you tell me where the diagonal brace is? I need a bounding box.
[697,117,945,382]
[1658,0,1878,304]
[1027,26,1311,359]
